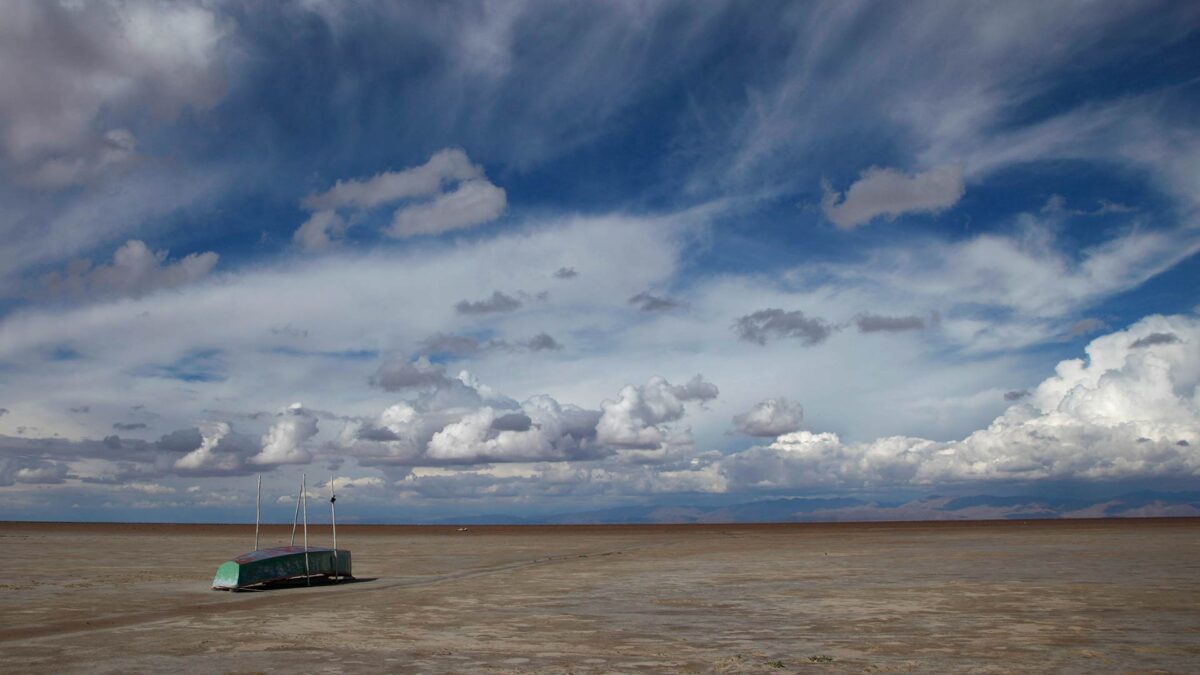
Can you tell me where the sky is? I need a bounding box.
[1,0,1198,523]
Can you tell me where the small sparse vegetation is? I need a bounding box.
[808,654,835,663]
[767,659,786,668]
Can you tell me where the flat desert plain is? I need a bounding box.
[1,519,1198,673]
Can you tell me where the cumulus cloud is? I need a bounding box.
[629,292,685,312]
[341,373,717,467]
[596,375,718,449]
[251,403,317,465]
[426,404,582,463]
[344,392,602,467]
[855,313,925,333]
[820,164,965,229]
[1003,390,1031,401]
[734,309,834,346]
[455,291,522,315]
[553,267,578,279]
[718,314,1200,489]
[40,240,218,300]
[298,148,506,243]
[173,422,256,475]
[733,398,804,437]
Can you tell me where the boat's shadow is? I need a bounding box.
[234,576,379,592]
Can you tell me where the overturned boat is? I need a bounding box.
[212,474,352,590]
[212,545,351,590]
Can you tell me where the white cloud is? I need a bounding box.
[815,219,1200,351]
[174,422,246,474]
[341,373,720,468]
[298,148,506,243]
[821,164,965,229]
[39,239,219,300]
[0,2,226,183]
[302,148,483,211]
[25,129,138,188]
[389,178,507,239]
[251,403,318,466]
[596,375,718,450]
[124,481,175,495]
[733,398,804,437]
[293,210,348,251]
[719,314,1200,489]
[325,476,386,491]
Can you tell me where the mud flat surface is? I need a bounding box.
[1,519,1198,673]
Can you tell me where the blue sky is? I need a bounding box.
[0,1,1198,522]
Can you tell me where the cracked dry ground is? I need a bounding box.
[1,519,1198,673]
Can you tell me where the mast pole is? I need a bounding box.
[290,481,301,546]
[254,474,261,551]
[330,475,338,581]
[302,473,311,585]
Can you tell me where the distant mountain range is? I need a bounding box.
[428,491,1200,525]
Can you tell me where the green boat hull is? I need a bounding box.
[212,546,352,589]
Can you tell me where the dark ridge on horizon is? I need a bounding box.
[4,490,1198,526]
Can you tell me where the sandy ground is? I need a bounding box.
[0,520,1198,673]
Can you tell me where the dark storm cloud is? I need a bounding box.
[629,292,685,312]
[491,412,533,432]
[156,428,204,455]
[370,359,456,391]
[673,375,720,403]
[855,313,925,333]
[1069,318,1107,337]
[1004,390,1031,401]
[69,406,90,413]
[735,309,834,346]
[0,458,70,486]
[113,422,148,431]
[455,291,522,315]
[357,425,402,442]
[732,398,804,437]
[1130,332,1181,348]
[0,425,263,484]
[421,332,563,357]
[422,333,488,358]
[553,267,578,279]
[526,332,563,351]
